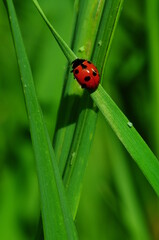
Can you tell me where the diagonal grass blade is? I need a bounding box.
[32,0,159,198]
[91,84,159,196]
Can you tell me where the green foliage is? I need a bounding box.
[4,0,78,239]
[0,0,159,240]
[91,85,159,195]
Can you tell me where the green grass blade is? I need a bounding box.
[93,0,124,74]
[54,0,105,176]
[32,0,105,219]
[70,0,105,57]
[31,0,159,202]
[92,1,151,238]
[62,0,125,218]
[106,127,151,240]
[91,84,159,196]
[58,0,105,216]
[32,0,77,62]
[4,0,78,239]
[146,0,159,156]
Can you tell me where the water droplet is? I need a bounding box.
[127,121,133,128]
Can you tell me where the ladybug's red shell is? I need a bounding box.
[72,59,100,90]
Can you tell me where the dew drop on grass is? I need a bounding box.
[127,121,133,128]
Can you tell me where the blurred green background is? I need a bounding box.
[0,0,159,239]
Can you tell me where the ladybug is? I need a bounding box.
[71,58,100,91]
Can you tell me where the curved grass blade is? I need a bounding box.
[4,0,78,239]
[32,0,77,63]
[91,84,159,196]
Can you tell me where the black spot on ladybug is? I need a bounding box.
[84,76,91,81]
[75,69,79,74]
[92,71,97,76]
[81,63,87,69]
[87,61,91,64]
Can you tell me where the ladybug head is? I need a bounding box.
[72,58,85,70]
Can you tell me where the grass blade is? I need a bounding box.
[91,84,159,196]
[4,0,78,239]
[32,0,77,62]
[146,0,159,156]
[32,0,159,203]
[93,0,124,74]
[54,0,105,175]
[32,0,105,219]
[106,127,151,240]
[62,0,125,218]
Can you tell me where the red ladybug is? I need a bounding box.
[71,59,100,90]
